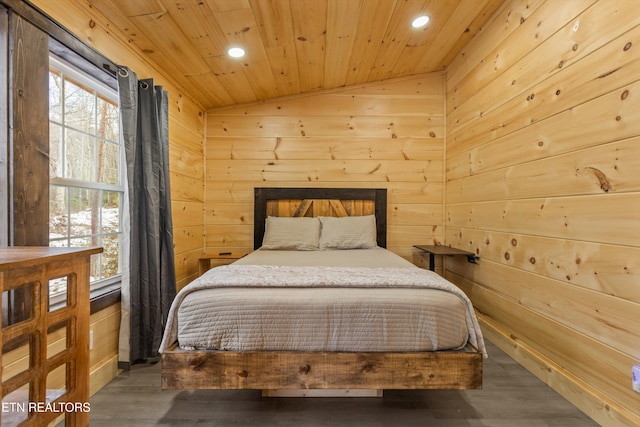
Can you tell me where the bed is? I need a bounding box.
[160,187,484,392]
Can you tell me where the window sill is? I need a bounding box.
[90,286,121,314]
[48,283,121,314]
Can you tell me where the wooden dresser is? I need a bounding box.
[0,246,101,426]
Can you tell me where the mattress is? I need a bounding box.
[159,248,486,355]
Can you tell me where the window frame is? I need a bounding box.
[48,53,125,305]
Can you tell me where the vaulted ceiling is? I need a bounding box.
[89,0,505,110]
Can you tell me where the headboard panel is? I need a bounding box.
[254,187,387,250]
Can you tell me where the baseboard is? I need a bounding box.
[478,314,640,427]
[90,355,121,397]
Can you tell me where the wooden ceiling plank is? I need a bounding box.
[248,0,294,50]
[430,0,505,71]
[88,0,160,56]
[344,0,398,86]
[160,0,228,58]
[263,44,301,97]
[207,0,251,13]
[389,0,459,77]
[324,0,364,88]
[367,0,429,82]
[290,0,328,92]
[107,0,166,17]
[129,11,211,76]
[203,55,258,105]
[413,0,499,74]
[211,5,280,101]
[249,0,302,97]
[124,31,232,108]
[157,0,246,107]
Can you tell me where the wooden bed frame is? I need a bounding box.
[162,187,482,391]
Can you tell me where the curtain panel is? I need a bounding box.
[117,67,176,363]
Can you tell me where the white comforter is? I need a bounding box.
[159,263,487,357]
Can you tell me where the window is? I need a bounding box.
[48,54,124,302]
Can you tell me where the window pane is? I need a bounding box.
[101,234,121,279]
[50,185,68,240]
[97,96,119,143]
[69,187,100,243]
[64,130,95,182]
[49,70,62,122]
[98,140,120,185]
[69,236,92,248]
[64,79,95,134]
[103,191,120,232]
[89,253,101,283]
[50,123,63,178]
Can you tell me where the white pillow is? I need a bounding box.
[261,217,320,250]
[318,215,377,250]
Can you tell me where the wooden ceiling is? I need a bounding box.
[89,0,505,110]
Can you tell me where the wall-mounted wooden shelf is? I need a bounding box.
[413,245,479,272]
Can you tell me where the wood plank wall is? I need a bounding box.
[444,1,640,425]
[204,74,445,261]
[27,0,207,392]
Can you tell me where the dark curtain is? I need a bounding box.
[118,66,176,362]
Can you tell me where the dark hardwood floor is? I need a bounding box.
[85,340,598,426]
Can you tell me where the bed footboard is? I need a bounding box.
[161,345,482,390]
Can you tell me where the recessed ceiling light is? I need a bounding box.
[227,47,246,58]
[411,15,430,28]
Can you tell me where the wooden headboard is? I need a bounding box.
[254,187,387,250]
